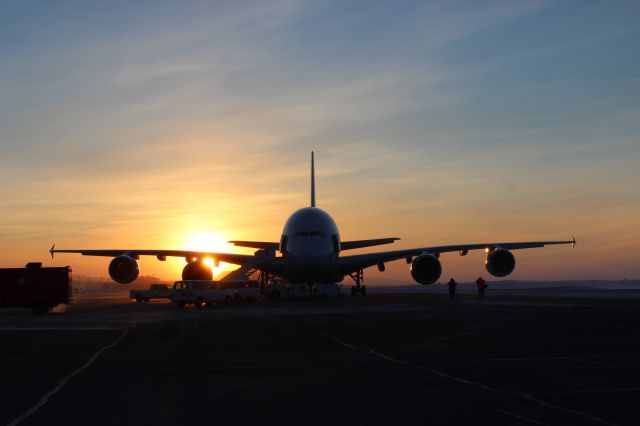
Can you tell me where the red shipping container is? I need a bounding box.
[0,263,72,313]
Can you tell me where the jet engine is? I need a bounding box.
[410,254,442,285]
[182,260,213,281]
[108,255,139,284]
[485,248,516,277]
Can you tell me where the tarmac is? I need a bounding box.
[1,286,640,426]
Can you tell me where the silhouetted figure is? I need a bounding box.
[448,278,457,300]
[476,277,487,299]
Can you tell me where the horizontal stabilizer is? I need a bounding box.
[341,238,400,251]
[229,241,280,251]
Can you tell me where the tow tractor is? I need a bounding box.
[257,271,354,300]
[170,280,231,309]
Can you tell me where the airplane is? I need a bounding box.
[51,152,575,292]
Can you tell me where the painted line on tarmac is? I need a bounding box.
[0,355,82,362]
[546,387,640,395]
[0,327,119,331]
[7,328,130,426]
[569,357,613,367]
[323,333,620,426]
[413,354,633,365]
[88,360,387,375]
[460,300,590,308]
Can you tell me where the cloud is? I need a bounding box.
[0,1,638,280]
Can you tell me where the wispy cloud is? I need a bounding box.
[0,0,638,280]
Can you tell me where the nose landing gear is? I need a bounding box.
[349,269,366,296]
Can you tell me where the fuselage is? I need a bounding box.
[279,207,342,283]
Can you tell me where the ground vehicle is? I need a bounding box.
[130,284,172,303]
[219,280,261,302]
[286,283,343,299]
[314,283,344,298]
[286,283,309,299]
[0,263,72,313]
[170,280,231,308]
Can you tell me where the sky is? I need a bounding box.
[1,0,639,283]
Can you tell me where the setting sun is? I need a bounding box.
[182,231,235,278]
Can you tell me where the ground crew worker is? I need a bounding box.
[448,278,457,300]
[476,276,487,299]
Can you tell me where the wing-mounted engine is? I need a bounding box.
[109,255,139,284]
[182,260,213,281]
[485,248,516,277]
[410,254,442,285]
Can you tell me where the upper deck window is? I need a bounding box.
[293,231,326,238]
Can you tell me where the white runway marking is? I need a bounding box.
[461,300,591,308]
[0,327,118,331]
[0,355,80,362]
[7,328,130,426]
[323,333,620,426]
[547,387,640,395]
[0,304,433,331]
[415,354,634,365]
[88,361,384,375]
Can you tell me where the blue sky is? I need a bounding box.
[1,0,639,281]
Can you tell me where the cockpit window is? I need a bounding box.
[293,231,326,237]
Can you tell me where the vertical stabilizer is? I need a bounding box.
[310,151,316,207]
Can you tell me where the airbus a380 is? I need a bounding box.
[51,153,575,289]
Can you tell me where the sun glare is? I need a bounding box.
[183,231,233,278]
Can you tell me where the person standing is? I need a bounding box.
[476,277,487,299]
[448,278,457,300]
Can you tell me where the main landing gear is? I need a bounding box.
[349,269,366,296]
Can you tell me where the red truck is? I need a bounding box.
[0,262,72,313]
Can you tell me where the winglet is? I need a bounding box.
[50,243,55,259]
[571,235,576,250]
[310,151,316,207]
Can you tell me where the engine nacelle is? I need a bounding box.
[410,254,442,285]
[108,255,139,284]
[485,248,516,277]
[182,261,213,281]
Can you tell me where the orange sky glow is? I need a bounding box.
[0,2,638,283]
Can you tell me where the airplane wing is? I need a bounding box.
[340,238,400,250]
[228,241,280,251]
[50,246,255,265]
[337,237,576,275]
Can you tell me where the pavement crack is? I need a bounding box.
[493,408,544,425]
[322,332,620,426]
[7,328,130,426]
